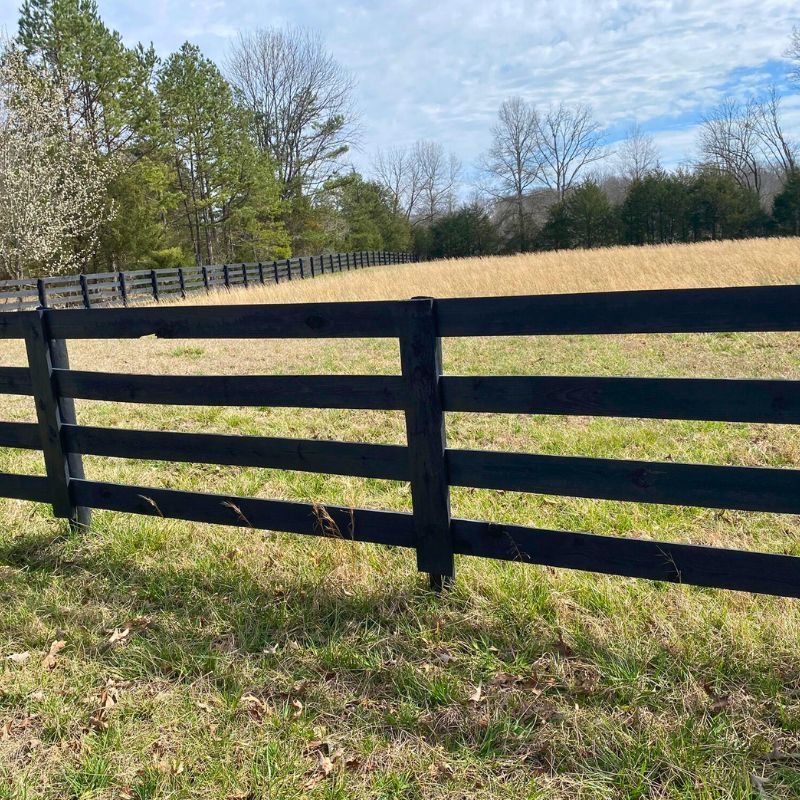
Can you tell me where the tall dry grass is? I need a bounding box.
[184,238,800,307]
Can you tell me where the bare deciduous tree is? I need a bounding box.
[752,88,796,176]
[413,140,461,222]
[225,27,358,199]
[615,122,660,182]
[534,103,606,200]
[372,145,422,219]
[699,98,763,195]
[0,46,116,279]
[699,92,796,201]
[479,96,541,250]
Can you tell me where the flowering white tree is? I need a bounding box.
[0,46,116,279]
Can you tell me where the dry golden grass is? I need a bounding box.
[186,238,800,307]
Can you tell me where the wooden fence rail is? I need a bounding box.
[1,283,800,596]
[0,250,413,311]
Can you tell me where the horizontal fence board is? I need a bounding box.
[0,421,40,449]
[64,477,800,598]
[86,282,120,292]
[71,479,416,548]
[54,370,407,409]
[85,271,120,281]
[45,300,406,339]
[451,518,800,598]
[0,289,38,300]
[0,366,32,394]
[447,448,800,513]
[0,278,37,288]
[436,285,800,336]
[0,472,51,503]
[0,312,31,338]
[442,375,800,423]
[63,425,410,480]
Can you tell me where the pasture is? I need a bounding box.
[2,237,800,799]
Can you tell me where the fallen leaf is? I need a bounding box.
[750,773,769,799]
[433,648,455,664]
[317,753,334,777]
[240,694,269,722]
[709,695,731,714]
[489,672,518,687]
[6,651,30,665]
[1,720,11,740]
[211,633,237,653]
[762,742,800,762]
[291,698,303,717]
[42,640,65,670]
[469,684,483,704]
[88,710,109,732]
[108,627,131,645]
[98,688,116,710]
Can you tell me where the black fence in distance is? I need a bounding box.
[0,251,414,311]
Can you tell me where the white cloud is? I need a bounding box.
[0,0,797,173]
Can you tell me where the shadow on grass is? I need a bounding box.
[2,518,798,799]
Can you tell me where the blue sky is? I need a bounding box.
[1,0,798,180]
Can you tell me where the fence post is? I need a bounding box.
[258,262,265,284]
[202,266,210,293]
[36,278,48,308]
[79,274,91,309]
[150,269,159,302]
[223,264,230,289]
[299,257,305,279]
[399,296,453,589]
[24,310,90,530]
[118,272,128,306]
[241,263,248,288]
[178,267,186,299]
[286,259,292,281]
[337,253,342,271]
[273,260,279,284]
[310,255,315,277]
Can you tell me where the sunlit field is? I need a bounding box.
[2,238,800,799]
[192,237,800,305]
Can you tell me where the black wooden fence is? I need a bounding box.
[0,250,413,311]
[1,284,800,596]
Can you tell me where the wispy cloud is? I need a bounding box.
[1,0,797,172]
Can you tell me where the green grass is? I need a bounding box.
[1,326,800,798]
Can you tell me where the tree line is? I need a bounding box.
[396,92,800,260]
[0,0,799,279]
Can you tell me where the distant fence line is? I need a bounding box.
[1,284,800,596]
[0,250,414,311]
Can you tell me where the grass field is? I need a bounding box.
[2,238,800,799]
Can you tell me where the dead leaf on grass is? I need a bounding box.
[6,651,30,665]
[42,640,65,670]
